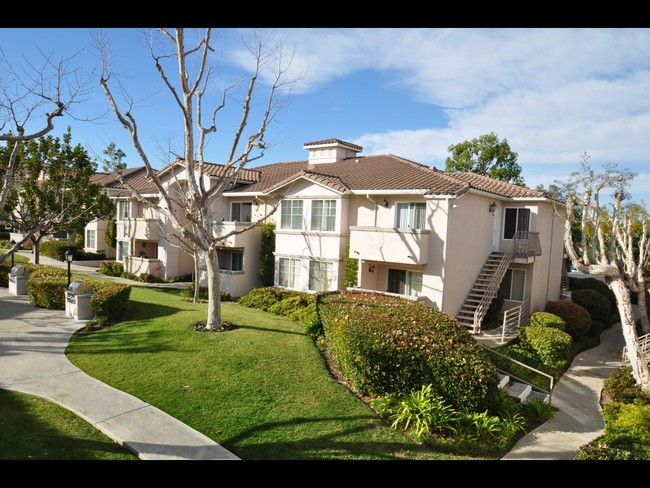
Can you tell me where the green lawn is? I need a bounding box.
[0,389,137,460]
[65,286,490,460]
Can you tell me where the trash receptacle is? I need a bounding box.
[8,264,28,295]
[65,280,94,320]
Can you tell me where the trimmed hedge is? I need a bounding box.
[545,300,592,340]
[89,280,132,322]
[571,288,612,324]
[569,277,616,308]
[40,240,77,261]
[317,290,500,413]
[239,287,318,328]
[528,311,566,331]
[517,324,572,371]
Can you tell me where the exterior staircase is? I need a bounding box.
[456,250,513,334]
[499,373,551,404]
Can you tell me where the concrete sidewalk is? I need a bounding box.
[0,287,238,461]
[501,317,627,460]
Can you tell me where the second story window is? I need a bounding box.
[117,200,131,221]
[504,208,531,239]
[231,202,253,222]
[310,199,336,232]
[281,200,303,230]
[395,202,426,229]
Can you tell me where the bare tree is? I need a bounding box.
[560,153,650,391]
[98,28,295,330]
[0,46,93,260]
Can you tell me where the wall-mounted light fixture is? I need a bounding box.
[489,202,497,214]
[368,265,375,273]
[382,198,389,208]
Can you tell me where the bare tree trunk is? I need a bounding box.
[611,277,650,391]
[636,289,650,334]
[193,251,201,303]
[204,247,223,330]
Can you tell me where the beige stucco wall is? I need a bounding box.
[440,193,497,316]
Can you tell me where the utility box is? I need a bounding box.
[65,280,94,321]
[8,265,28,296]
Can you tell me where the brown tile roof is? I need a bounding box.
[304,138,363,151]
[92,166,159,194]
[445,171,546,198]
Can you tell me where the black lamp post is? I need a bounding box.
[10,239,16,267]
[64,248,74,286]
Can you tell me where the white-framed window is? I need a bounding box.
[500,268,526,301]
[85,229,96,249]
[387,269,423,297]
[310,200,336,232]
[395,202,426,229]
[278,257,300,288]
[308,260,334,292]
[117,241,131,261]
[280,200,303,230]
[503,208,531,239]
[231,202,253,222]
[117,200,131,221]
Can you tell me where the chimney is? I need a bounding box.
[304,138,362,164]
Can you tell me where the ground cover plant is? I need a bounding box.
[66,286,487,460]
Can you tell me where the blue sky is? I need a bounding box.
[1,27,649,205]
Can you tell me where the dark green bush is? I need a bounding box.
[576,433,650,460]
[0,261,10,287]
[571,289,612,324]
[40,240,77,261]
[528,311,566,331]
[569,277,616,308]
[603,367,650,405]
[317,290,500,414]
[268,293,318,326]
[517,325,572,371]
[138,273,165,283]
[76,250,106,261]
[544,300,592,341]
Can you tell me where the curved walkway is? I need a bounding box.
[0,254,238,461]
[501,317,626,460]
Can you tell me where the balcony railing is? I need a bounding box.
[349,226,430,265]
[513,231,542,258]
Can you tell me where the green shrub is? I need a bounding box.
[482,291,505,330]
[605,402,650,440]
[89,281,132,322]
[570,277,616,308]
[0,261,10,287]
[571,289,612,323]
[576,433,650,460]
[544,300,592,340]
[259,223,275,287]
[522,397,555,423]
[138,273,165,283]
[517,325,572,372]
[528,311,566,331]
[239,287,297,311]
[40,240,76,261]
[99,261,124,277]
[603,367,650,405]
[318,290,500,413]
[27,265,68,309]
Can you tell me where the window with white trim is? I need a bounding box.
[310,200,336,232]
[503,208,530,239]
[395,202,426,229]
[387,269,423,297]
[500,268,526,301]
[308,260,334,292]
[117,200,131,221]
[279,258,300,288]
[85,229,96,249]
[231,202,253,222]
[280,200,303,230]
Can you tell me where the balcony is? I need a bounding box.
[124,256,162,277]
[117,218,160,241]
[214,221,261,248]
[512,231,542,263]
[349,226,430,265]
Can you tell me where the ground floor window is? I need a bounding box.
[86,229,96,249]
[117,241,131,261]
[387,268,423,297]
[308,260,334,292]
[279,257,300,288]
[500,268,526,301]
[218,249,244,272]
